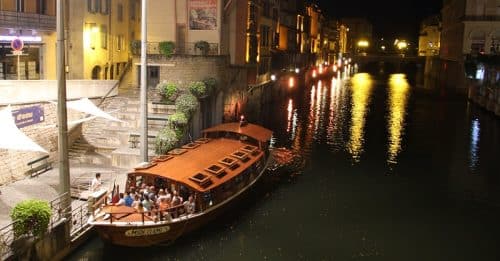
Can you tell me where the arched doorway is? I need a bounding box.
[91,66,102,80]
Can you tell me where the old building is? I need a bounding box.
[418,15,441,56]
[0,0,57,80]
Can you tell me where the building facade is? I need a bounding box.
[341,17,372,56]
[418,15,441,56]
[66,0,140,80]
[0,0,57,80]
[440,0,500,90]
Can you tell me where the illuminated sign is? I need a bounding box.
[12,106,44,128]
[125,225,170,237]
[0,35,42,42]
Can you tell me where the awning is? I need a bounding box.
[66,98,123,122]
[0,105,48,153]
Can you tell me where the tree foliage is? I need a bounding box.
[155,127,179,155]
[159,41,175,58]
[175,93,198,114]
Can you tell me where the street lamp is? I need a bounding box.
[357,40,369,55]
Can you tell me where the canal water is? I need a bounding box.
[69,68,500,260]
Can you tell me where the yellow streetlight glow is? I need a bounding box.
[357,40,369,47]
[397,41,407,50]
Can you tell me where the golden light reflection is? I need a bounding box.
[387,74,410,165]
[287,98,293,133]
[348,73,373,162]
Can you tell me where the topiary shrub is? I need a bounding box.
[10,199,51,238]
[159,41,175,58]
[203,77,217,93]
[175,93,198,115]
[156,81,178,102]
[169,112,188,126]
[189,81,207,98]
[155,126,179,155]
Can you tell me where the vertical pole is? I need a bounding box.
[140,0,148,162]
[56,0,71,217]
[17,54,20,80]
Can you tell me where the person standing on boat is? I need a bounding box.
[184,195,195,214]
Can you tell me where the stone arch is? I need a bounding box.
[91,65,101,80]
[468,30,487,54]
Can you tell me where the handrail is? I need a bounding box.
[96,203,190,224]
[97,59,132,107]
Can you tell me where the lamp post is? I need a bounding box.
[140,0,148,162]
[56,0,71,218]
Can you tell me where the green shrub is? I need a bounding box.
[159,41,175,58]
[169,112,188,126]
[10,199,51,238]
[175,93,198,114]
[203,77,218,94]
[194,41,210,55]
[156,81,178,102]
[189,81,207,98]
[155,126,179,155]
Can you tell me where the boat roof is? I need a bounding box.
[131,138,265,192]
[202,122,273,142]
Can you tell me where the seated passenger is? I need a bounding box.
[124,192,134,207]
[183,195,196,215]
[113,193,126,206]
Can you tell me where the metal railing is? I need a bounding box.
[0,221,18,260]
[70,202,91,238]
[136,42,220,56]
[0,10,56,31]
[49,192,72,228]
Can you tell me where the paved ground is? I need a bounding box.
[0,163,128,228]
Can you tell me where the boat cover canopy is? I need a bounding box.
[202,122,273,142]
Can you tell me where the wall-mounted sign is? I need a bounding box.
[189,0,217,30]
[12,105,44,128]
[11,37,24,51]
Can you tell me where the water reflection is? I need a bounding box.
[326,77,348,150]
[348,73,374,162]
[387,74,410,166]
[469,118,480,172]
[286,98,297,140]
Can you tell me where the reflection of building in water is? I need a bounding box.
[387,74,410,166]
[469,118,480,172]
[348,73,373,162]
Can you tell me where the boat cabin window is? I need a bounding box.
[189,173,212,188]
[205,164,227,178]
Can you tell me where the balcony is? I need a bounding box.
[0,11,56,31]
[132,41,220,56]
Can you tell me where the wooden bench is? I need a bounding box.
[26,155,52,177]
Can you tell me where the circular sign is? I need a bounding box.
[11,37,24,51]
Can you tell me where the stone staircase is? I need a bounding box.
[68,74,176,168]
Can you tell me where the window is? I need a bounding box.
[117,4,123,22]
[117,34,124,51]
[17,0,24,12]
[129,0,136,20]
[101,0,110,14]
[260,25,270,47]
[88,0,99,13]
[101,25,107,49]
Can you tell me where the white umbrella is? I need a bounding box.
[66,98,123,122]
[0,105,48,153]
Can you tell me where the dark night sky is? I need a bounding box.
[317,0,442,43]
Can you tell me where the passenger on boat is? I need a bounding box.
[158,197,170,211]
[183,195,195,215]
[142,195,153,211]
[135,202,145,212]
[131,194,140,208]
[124,192,134,207]
[172,191,182,206]
[113,193,126,206]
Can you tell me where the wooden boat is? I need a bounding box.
[88,122,273,247]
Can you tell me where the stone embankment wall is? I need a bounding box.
[0,102,91,185]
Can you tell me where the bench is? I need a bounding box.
[26,155,52,178]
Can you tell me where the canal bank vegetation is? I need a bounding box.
[155,78,218,154]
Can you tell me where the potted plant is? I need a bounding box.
[203,77,218,95]
[188,81,207,98]
[156,81,178,103]
[155,126,179,155]
[175,93,199,114]
[159,41,175,58]
[194,41,210,55]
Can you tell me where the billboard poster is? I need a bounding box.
[12,105,44,128]
[189,0,217,30]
